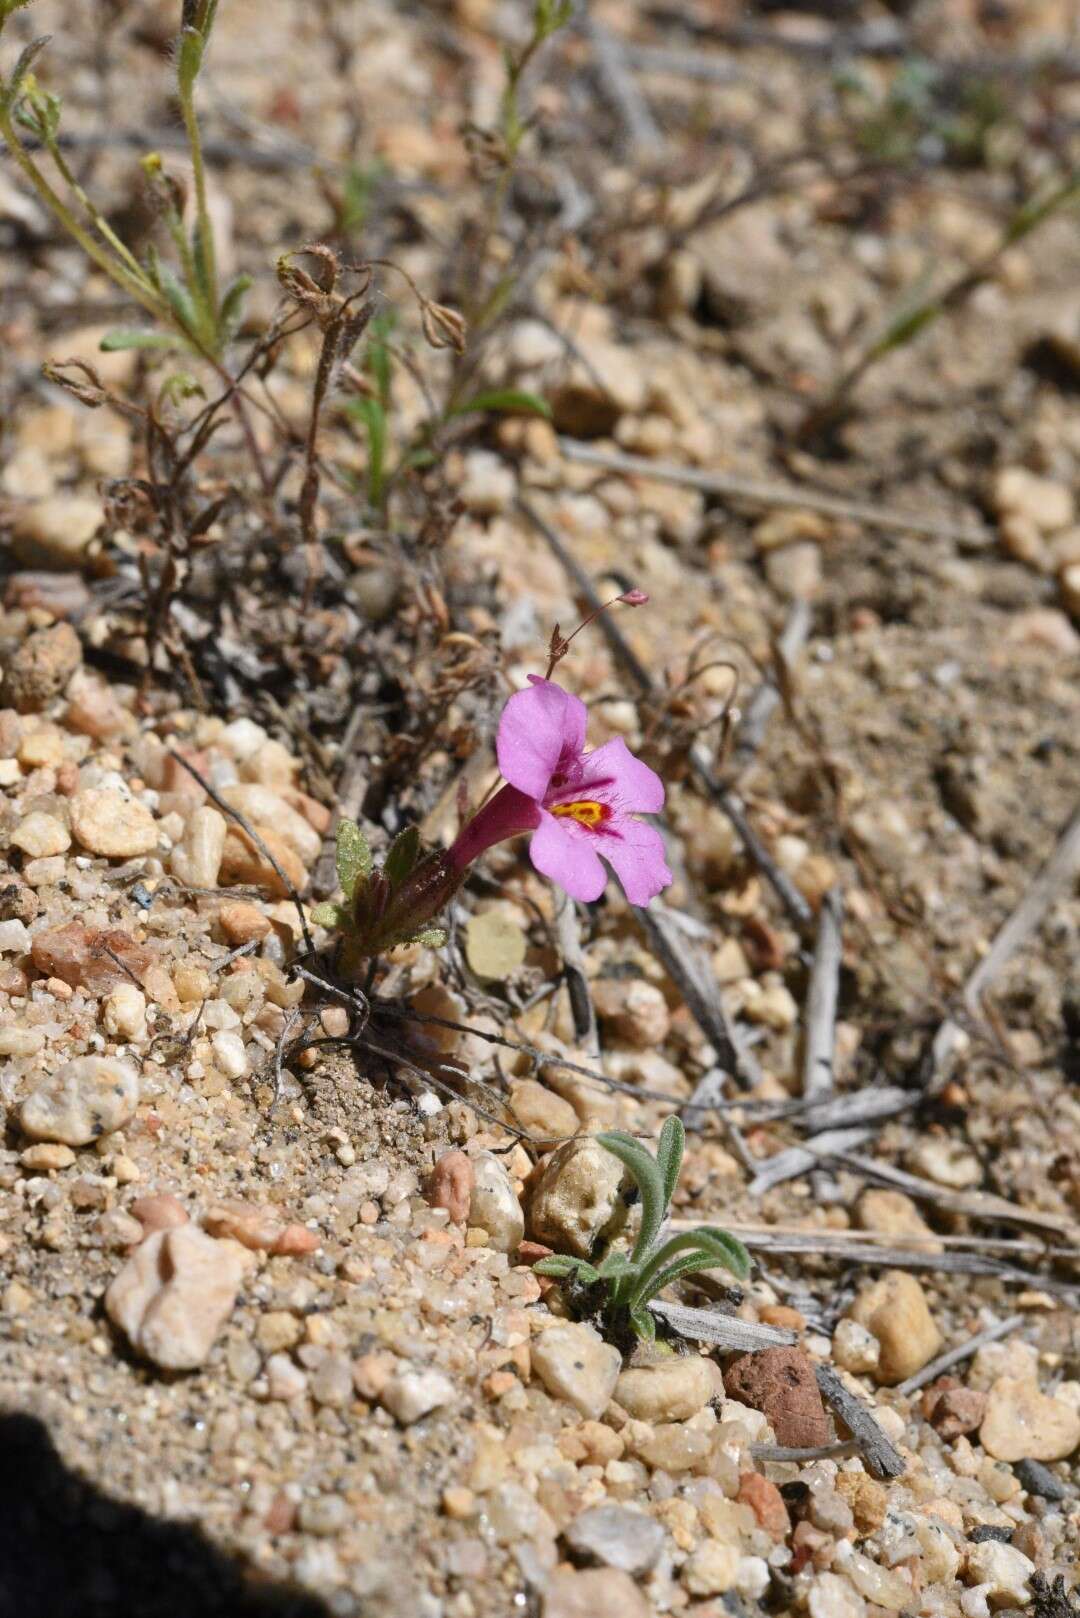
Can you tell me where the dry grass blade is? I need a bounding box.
[650,1299,798,1351]
[894,1314,1024,1397]
[814,1364,906,1480]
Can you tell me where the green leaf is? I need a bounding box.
[335,818,372,902]
[3,36,49,112]
[346,396,387,510]
[628,1303,656,1341]
[100,328,178,352]
[156,260,201,341]
[157,371,205,408]
[533,1255,600,1284]
[413,927,448,949]
[627,1227,751,1314]
[176,26,204,95]
[218,272,252,340]
[655,1116,684,1214]
[448,389,551,421]
[310,901,349,930]
[383,825,420,889]
[597,1130,666,1265]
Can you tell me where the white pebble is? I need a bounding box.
[103,983,147,1041]
[211,1029,249,1079]
[0,920,31,954]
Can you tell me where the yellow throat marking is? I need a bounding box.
[551,799,606,829]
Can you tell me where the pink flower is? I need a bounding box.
[450,677,672,906]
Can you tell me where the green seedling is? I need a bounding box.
[534,1117,751,1342]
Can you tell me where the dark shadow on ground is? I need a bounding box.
[0,1411,332,1618]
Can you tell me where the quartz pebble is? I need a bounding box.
[105,1227,248,1370]
[20,1055,139,1145]
[507,1080,579,1144]
[20,1142,76,1172]
[615,1354,720,1423]
[11,812,70,858]
[103,983,147,1041]
[527,1136,631,1257]
[963,1540,1035,1606]
[542,1567,651,1618]
[807,1571,866,1618]
[848,1271,943,1385]
[562,1503,665,1575]
[980,1375,1080,1462]
[380,1367,457,1425]
[171,806,227,889]
[832,1318,881,1376]
[591,978,671,1047]
[70,788,158,858]
[467,1151,524,1254]
[531,1322,621,1420]
[12,494,101,566]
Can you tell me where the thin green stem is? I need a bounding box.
[41,132,148,285]
[0,105,167,322]
[178,74,218,330]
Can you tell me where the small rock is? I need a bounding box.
[220,785,321,866]
[1007,607,1080,655]
[31,922,156,992]
[848,1271,943,1385]
[764,540,822,601]
[615,1354,719,1423]
[548,339,647,437]
[131,1194,189,1235]
[20,1142,76,1172]
[507,1079,579,1145]
[11,812,70,858]
[272,1224,319,1256]
[724,1347,831,1447]
[310,1354,354,1409]
[854,1188,941,1250]
[459,451,516,516]
[266,1353,308,1401]
[1060,562,1080,619]
[219,824,307,897]
[105,1226,248,1370]
[468,1151,524,1254]
[563,1503,665,1575]
[218,901,270,944]
[908,1137,981,1189]
[922,1380,988,1439]
[980,1375,1080,1462]
[429,1151,473,1223]
[203,1201,284,1251]
[994,467,1074,534]
[70,788,158,858]
[380,1366,457,1425]
[64,674,132,740]
[832,1319,882,1376]
[20,1054,139,1145]
[682,1541,740,1596]
[834,1471,888,1534]
[532,1322,622,1420]
[592,979,670,1047]
[631,1420,713,1474]
[298,1494,349,1538]
[543,1567,651,1618]
[171,806,227,888]
[12,494,101,566]
[737,1471,790,1539]
[964,1540,1035,1606]
[527,1135,631,1258]
[807,1572,866,1618]
[3,621,82,712]
[103,982,147,1041]
[464,909,527,979]
[211,1028,249,1079]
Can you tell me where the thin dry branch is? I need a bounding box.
[895,1314,1024,1398]
[802,887,844,1100]
[650,1299,798,1351]
[814,1364,906,1480]
[733,599,812,771]
[557,439,990,546]
[835,1152,1080,1242]
[928,800,1080,1093]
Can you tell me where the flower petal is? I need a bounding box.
[575,737,665,814]
[497,679,589,801]
[603,818,673,906]
[528,810,606,902]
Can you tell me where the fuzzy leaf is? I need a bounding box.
[412,927,448,949]
[628,1227,751,1313]
[533,1255,600,1284]
[3,36,49,111]
[218,272,252,339]
[310,901,349,930]
[346,396,387,508]
[383,825,420,890]
[628,1303,657,1341]
[335,818,372,902]
[100,328,179,352]
[449,389,551,420]
[655,1115,685,1214]
[596,1130,666,1265]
